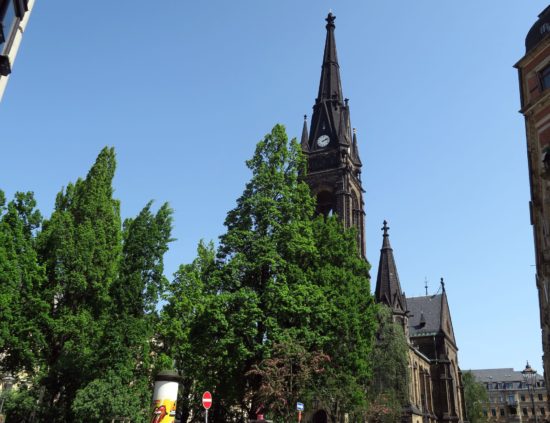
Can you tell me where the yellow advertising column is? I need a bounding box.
[150,370,180,423]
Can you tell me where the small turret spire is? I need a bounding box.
[301,115,309,153]
[351,127,362,166]
[375,220,407,314]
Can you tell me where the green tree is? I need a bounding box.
[158,240,215,423]
[463,371,488,423]
[37,147,123,421]
[73,201,174,423]
[161,124,378,422]
[0,190,48,374]
[309,216,378,421]
[365,304,409,423]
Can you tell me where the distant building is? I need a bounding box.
[470,368,547,423]
[0,0,35,101]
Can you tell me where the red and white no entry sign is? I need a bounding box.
[202,391,212,410]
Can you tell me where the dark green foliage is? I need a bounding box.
[161,124,378,422]
[366,305,410,423]
[0,190,47,374]
[72,369,150,423]
[463,371,489,423]
[75,201,174,423]
[7,147,175,422]
[369,305,409,401]
[309,216,377,420]
[36,147,123,421]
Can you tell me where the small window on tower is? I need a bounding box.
[540,65,550,90]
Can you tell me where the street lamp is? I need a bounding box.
[522,362,538,423]
[0,374,15,417]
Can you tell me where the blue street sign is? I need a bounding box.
[297,402,304,411]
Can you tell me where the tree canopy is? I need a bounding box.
[160,124,378,422]
[1,125,385,423]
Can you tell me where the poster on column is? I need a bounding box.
[150,377,178,423]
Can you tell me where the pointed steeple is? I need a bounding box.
[307,12,352,150]
[317,12,343,103]
[301,115,309,153]
[375,221,407,314]
[303,13,366,259]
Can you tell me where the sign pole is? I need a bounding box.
[202,391,212,423]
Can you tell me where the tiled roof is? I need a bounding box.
[407,294,442,336]
[468,368,544,383]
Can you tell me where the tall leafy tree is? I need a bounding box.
[37,147,123,421]
[308,216,377,421]
[0,190,47,374]
[2,148,175,422]
[161,124,378,422]
[73,201,174,423]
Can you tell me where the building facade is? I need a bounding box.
[0,0,34,101]
[516,5,550,391]
[470,368,547,423]
[302,13,466,423]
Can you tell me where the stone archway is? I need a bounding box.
[312,409,328,423]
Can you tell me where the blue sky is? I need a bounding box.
[1,1,547,372]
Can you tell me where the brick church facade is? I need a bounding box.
[301,13,467,423]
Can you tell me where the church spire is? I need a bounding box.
[302,12,366,259]
[375,221,407,314]
[307,12,353,151]
[316,12,343,103]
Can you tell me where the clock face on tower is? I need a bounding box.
[317,134,330,148]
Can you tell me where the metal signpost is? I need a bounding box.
[296,402,304,422]
[202,391,212,423]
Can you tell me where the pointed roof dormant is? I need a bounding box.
[375,221,407,314]
[317,12,343,103]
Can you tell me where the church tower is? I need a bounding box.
[302,12,366,258]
